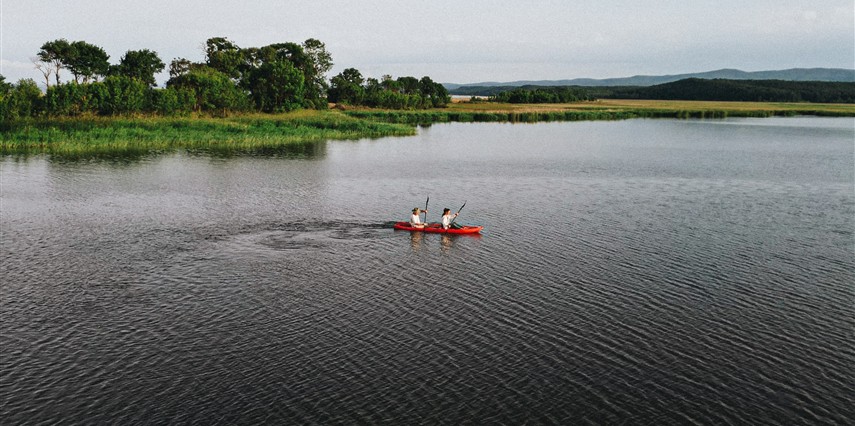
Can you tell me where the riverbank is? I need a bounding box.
[3,100,853,156]
[0,110,416,156]
[344,99,855,123]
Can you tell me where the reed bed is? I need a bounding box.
[347,100,855,124]
[0,111,415,156]
[3,100,852,157]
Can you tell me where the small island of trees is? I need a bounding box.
[0,36,450,120]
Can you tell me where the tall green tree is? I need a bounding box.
[328,68,364,104]
[419,76,450,107]
[66,41,110,83]
[101,75,149,114]
[302,38,332,108]
[396,76,420,94]
[112,49,165,87]
[168,58,194,79]
[0,78,42,120]
[247,59,305,112]
[380,74,398,92]
[37,39,73,85]
[205,37,243,79]
[167,66,249,113]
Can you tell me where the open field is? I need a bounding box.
[3,100,852,156]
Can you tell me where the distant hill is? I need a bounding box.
[610,78,855,103]
[444,68,855,91]
[483,78,855,104]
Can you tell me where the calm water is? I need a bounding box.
[1,117,853,424]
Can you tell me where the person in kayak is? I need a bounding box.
[410,207,427,228]
[441,208,462,230]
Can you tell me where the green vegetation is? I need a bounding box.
[344,99,855,124]
[329,69,450,109]
[608,79,855,103]
[490,86,593,103]
[1,110,415,155]
[453,79,855,104]
[2,35,448,121]
[3,99,852,156]
[3,36,852,158]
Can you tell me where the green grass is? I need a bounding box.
[3,100,852,157]
[345,99,855,124]
[0,110,415,156]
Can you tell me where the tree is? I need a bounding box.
[247,59,305,112]
[0,75,12,97]
[205,37,243,79]
[302,38,332,108]
[1,79,43,119]
[328,68,364,104]
[396,76,420,94]
[380,74,398,92]
[31,56,57,89]
[66,41,110,83]
[169,58,190,79]
[167,66,249,113]
[112,49,165,87]
[101,75,148,114]
[37,39,72,86]
[419,76,450,107]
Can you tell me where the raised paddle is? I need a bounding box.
[423,195,430,226]
[445,201,467,232]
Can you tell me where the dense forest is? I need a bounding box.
[453,79,855,104]
[489,86,594,103]
[605,79,855,103]
[0,37,449,120]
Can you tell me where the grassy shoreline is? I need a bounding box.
[0,110,416,156]
[2,100,853,156]
[345,99,855,123]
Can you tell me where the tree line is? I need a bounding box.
[603,78,855,103]
[489,86,593,103]
[327,68,449,109]
[0,37,449,120]
[452,79,855,104]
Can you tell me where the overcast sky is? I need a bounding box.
[2,0,853,87]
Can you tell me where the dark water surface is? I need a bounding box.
[2,117,853,424]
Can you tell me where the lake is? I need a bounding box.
[1,117,853,424]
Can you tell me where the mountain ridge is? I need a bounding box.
[443,68,855,90]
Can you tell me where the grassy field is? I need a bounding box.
[2,100,852,156]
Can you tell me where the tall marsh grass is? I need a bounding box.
[0,111,415,156]
[3,100,852,157]
[346,105,854,124]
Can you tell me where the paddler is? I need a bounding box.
[410,207,427,228]
[441,208,462,230]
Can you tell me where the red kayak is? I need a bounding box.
[393,222,483,234]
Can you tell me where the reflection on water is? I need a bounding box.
[5,140,329,164]
[192,140,328,159]
[409,230,424,251]
[1,117,853,424]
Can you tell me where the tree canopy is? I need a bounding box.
[329,70,449,109]
[3,36,449,118]
[111,49,165,87]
